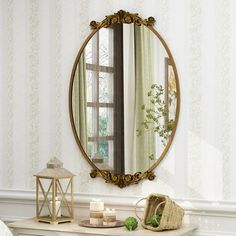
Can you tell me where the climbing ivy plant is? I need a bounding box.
[136,84,174,160]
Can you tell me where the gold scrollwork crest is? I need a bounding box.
[90,169,156,188]
[90,10,156,29]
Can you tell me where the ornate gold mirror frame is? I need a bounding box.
[69,10,180,188]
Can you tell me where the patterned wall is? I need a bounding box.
[0,0,236,201]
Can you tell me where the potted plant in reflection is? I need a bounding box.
[136,84,174,161]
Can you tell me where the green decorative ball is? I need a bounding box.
[124,217,138,231]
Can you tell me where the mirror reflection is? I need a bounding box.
[72,24,177,175]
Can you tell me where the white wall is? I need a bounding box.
[1,0,236,235]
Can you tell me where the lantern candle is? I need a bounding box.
[49,196,61,217]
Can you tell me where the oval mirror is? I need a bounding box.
[69,10,180,188]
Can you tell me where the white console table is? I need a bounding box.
[9,218,197,236]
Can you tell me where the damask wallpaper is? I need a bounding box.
[0,0,236,201]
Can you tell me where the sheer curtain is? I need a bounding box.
[134,25,155,172]
[123,24,136,173]
[123,25,155,173]
[72,52,88,151]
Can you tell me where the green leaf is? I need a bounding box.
[149,154,155,160]
[147,214,162,228]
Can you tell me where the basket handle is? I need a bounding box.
[154,200,166,215]
[135,198,147,221]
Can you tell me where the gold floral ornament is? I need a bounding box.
[90,10,156,29]
[90,169,156,188]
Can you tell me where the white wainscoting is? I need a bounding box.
[0,189,236,236]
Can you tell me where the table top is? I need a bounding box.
[9,218,197,236]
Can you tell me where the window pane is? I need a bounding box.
[99,140,108,159]
[98,140,114,169]
[87,107,97,137]
[99,72,113,103]
[85,31,98,65]
[107,140,114,169]
[87,70,97,103]
[99,28,113,67]
[88,142,97,159]
[99,108,113,136]
[85,39,93,64]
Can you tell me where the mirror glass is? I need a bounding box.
[71,24,177,175]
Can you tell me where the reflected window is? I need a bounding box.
[85,25,124,173]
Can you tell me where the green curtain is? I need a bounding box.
[134,25,155,172]
[72,52,88,151]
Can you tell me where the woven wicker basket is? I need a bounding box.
[135,193,184,232]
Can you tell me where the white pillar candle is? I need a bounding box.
[90,199,104,211]
[89,199,104,225]
[90,217,103,225]
[103,208,116,226]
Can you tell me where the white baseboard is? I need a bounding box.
[1,189,236,236]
